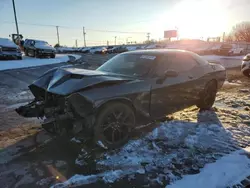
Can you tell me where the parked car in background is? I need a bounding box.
[16,49,226,149]
[107,46,128,53]
[24,39,56,58]
[56,46,75,53]
[241,53,250,77]
[89,46,107,54]
[217,43,244,56]
[80,47,91,53]
[126,46,140,51]
[0,38,22,60]
[106,46,114,53]
[228,44,245,55]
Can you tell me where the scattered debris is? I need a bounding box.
[70,137,82,144]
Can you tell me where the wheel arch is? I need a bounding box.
[95,97,136,116]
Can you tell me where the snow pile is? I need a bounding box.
[168,147,250,188]
[202,55,244,68]
[0,54,81,71]
[52,110,250,187]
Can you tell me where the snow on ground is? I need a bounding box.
[52,107,250,187]
[0,54,81,71]
[168,147,250,188]
[202,55,244,68]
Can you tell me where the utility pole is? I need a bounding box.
[107,40,109,46]
[75,39,78,47]
[114,36,117,45]
[12,0,19,36]
[56,26,60,45]
[83,27,86,47]
[147,33,150,42]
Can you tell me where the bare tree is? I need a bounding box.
[231,22,250,42]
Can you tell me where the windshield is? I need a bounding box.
[35,41,49,46]
[97,53,157,77]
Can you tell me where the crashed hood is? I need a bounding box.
[29,67,135,97]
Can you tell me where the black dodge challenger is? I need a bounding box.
[16,49,226,148]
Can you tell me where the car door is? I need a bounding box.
[150,52,201,119]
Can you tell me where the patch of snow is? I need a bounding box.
[202,55,244,68]
[222,81,241,88]
[51,174,98,188]
[136,168,146,174]
[97,140,108,150]
[168,147,250,188]
[36,177,53,186]
[68,54,81,61]
[56,110,250,187]
[102,170,124,183]
[0,54,70,71]
[70,137,81,144]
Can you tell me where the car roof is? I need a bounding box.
[123,49,192,55]
[25,39,47,42]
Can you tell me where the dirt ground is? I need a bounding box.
[0,63,249,187]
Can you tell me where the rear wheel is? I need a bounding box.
[197,80,217,110]
[94,102,135,149]
[50,54,55,58]
[243,69,250,78]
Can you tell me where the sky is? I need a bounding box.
[0,0,250,46]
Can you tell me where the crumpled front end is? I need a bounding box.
[15,89,77,135]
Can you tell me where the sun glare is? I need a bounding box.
[152,0,230,40]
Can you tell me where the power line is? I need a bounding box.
[1,21,148,34]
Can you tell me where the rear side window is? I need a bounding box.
[167,52,199,73]
[191,53,208,66]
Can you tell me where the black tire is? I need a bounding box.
[94,102,135,149]
[34,50,40,58]
[50,54,55,58]
[24,49,28,56]
[197,80,217,109]
[243,69,250,78]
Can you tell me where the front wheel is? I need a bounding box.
[94,102,135,149]
[197,80,217,110]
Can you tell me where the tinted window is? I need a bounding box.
[191,53,208,66]
[154,55,172,76]
[167,53,198,73]
[97,53,157,77]
[154,52,198,76]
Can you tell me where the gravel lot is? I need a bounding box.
[0,54,249,188]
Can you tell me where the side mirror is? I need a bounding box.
[156,69,178,84]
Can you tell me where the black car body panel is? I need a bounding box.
[24,39,56,58]
[16,49,226,136]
